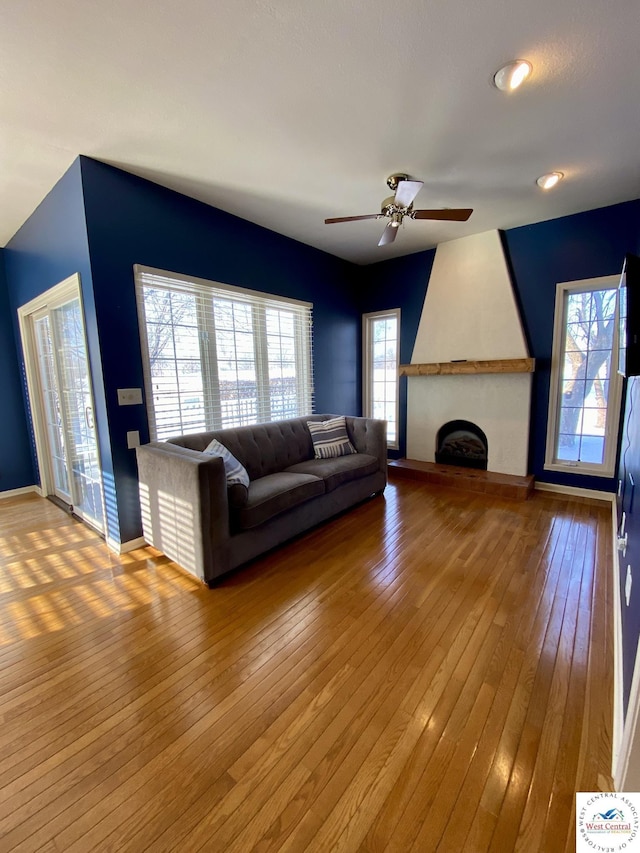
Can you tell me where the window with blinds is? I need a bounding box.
[134,266,314,440]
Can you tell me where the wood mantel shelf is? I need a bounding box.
[399,357,535,377]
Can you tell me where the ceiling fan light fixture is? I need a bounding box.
[536,171,564,190]
[493,59,532,92]
[325,175,474,245]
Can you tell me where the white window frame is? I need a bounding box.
[545,275,622,478]
[135,265,313,440]
[363,308,400,449]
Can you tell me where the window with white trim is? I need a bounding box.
[545,275,622,477]
[363,309,400,448]
[135,266,313,440]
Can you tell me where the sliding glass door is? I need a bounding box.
[19,277,105,533]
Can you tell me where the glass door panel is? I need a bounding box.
[50,299,104,531]
[33,313,71,500]
[29,293,104,534]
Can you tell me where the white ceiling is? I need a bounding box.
[1,0,639,264]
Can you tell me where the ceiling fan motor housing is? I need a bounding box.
[386,173,410,192]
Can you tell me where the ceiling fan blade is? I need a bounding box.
[378,223,398,247]
[324,214,380,224]
[394,180,423,209]
[411,208,473,222]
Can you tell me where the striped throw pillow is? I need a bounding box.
[203,438,250,488]
[307,417,356,459]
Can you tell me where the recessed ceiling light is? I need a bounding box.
[493,60,532,92]
[536,171,564,190]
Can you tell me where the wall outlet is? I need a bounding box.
[117,388,143,406]
[626,564,633,607]
[127,430,140,449]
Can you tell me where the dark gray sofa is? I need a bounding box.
[136,414,387,585]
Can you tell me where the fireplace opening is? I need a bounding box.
[435,420,488,470]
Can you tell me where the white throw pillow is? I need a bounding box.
[203,438,250,489]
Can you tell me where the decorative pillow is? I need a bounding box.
[307,416,357,459]
[203,438,250,507]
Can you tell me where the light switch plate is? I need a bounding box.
[127,430,140,449]
[118,388,142,406]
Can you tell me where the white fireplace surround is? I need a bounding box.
[407,230,532,477]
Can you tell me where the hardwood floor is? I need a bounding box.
[0,483,613,852]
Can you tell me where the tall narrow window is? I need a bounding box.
[545,276,622,477]
[135,266,313,440]
[363,309,400,448]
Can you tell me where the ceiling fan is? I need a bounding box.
[325,173,473,247]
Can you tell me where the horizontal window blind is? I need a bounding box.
[134,266,314,440]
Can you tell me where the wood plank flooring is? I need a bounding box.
[0,482,613,852]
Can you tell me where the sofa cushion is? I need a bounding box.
[236,472,325,530]
[285,453,379,493]
[307,416,356,459]
[166,415,364,479]
[203,437,250,508]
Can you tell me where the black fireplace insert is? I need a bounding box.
[435,420,488,470]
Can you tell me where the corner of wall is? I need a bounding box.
[0,247,35,490]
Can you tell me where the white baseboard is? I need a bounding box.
[105,535,147,555]
[0,484,41,500]
[535,481,615,503]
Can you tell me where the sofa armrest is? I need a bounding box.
[136,441,230,584]
[344,417,388,484]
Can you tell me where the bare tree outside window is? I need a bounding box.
[544,275,624,479]
[557,288,616,464]
[144,288,196,367]
[142,288,206,436]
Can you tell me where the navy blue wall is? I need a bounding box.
[3,161,117,542]
[355,250,435,458]
[360,199,640,489]
[504,199,640,491]
[0,249,33,491]
[78,157,360,542]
